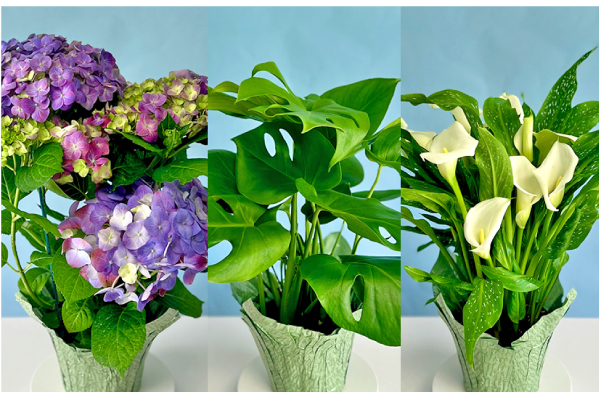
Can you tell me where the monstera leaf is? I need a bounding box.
[296,179,401,251]
[233,122,341,205]
[301,254,401,346]
[365,121,401,173]
[235,62,370,168]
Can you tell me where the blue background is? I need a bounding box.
[207,7,401,315]
[402,7,599,317]
[1,7,209,317]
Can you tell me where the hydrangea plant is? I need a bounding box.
[1,33,207,377]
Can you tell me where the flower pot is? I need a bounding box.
[435,288,576,392]
[240,299,355,392]
[17,292,179,392]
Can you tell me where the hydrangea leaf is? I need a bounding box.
[29,251,54,267]
[321,78,400,138]
[301,254,401,347]
[111,152,147,188]
[17,267,53,308]
[463,277,503,366]
[152,158,207,184]
[63,298,95,333]
[1,199,60,238]
[233,122,341,205]
[52,254,98,302]
[15,143,64,193]
[92,303,146,376]
[296,178,401,251]
[160,278,203,318]
[536,47,596,133]
[117,130,164,155]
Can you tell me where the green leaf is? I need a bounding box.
[339,156,364,187]
[462,277,503,366]
[62,298,95,333]
[297,179,400,251]
[475,127,514,201]
[152,158,207,184]
[560,101,599,136]
[482,97,521,155]
[544,207,582,259]
[112,152,147,188]
[481,265,543,292]
[55,173,95,201]
[117,130,165,155]
[17,267,53,308]
[161,278,203,318]
[44,179,73,200]
[92,303,146,376]
[2,164,30,205]
[401,188,456,216]
[544,278,564,312]
[536,48,596,132]
[507,291,526,323]
[29,251,54,267]
[208,150,238,196]
[365,124,401,173]
[1,199,60,238]
[233,122,341,205]
[404,265,431,282]
[568,191,599,250]
[322,232,352,256]
[208,194,290,282]
[52,254,98,302]
[230,272,275,306]
[15,143,64,193]
[353,189,401,201]
[301,254,401,346]
[321,78,400,137]
[1,242,7,267]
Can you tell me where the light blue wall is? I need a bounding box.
[207,7,401,315]
[401,7,599,317]
[1,7,208,317]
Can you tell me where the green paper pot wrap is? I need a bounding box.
[17,292,179,392]
[435,288,576,392]
[241,299,356,392]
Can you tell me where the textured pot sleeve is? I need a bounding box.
[435,288,576,392]
[241,299,355,392]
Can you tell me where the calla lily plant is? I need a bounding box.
[402,49,599,366]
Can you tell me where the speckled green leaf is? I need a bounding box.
[92,303,146,376]
[482,97,520,155]
[475,127,513,201]
[481,265,543,292]
[536,48,596,132]
[463,277,503,366]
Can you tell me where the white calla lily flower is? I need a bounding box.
[410,130,437,151]
[510,156,543,228]
[464,197,511,260]
[420,121,479,182]
[451,106,472,134]
[500,93,524,124]
[514,116,535,161]
[534,129,578,164]
[400,118,408,130]
[532,142,578,212]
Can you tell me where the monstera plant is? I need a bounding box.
[402,48,599,392]
[208,62,401,391]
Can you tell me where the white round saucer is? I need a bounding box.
[432,354,571,392]
[31,353,175,392]
[238,354,378,392]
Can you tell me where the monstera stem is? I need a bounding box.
[281,194,299,324]
[352,165,383,254]
[37,188,63,328]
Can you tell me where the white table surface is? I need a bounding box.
[401,316,599,392]
[1,315,400,392]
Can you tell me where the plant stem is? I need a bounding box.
[37,188,62,324]
[521,218,542,275]
[515,226,524,266]
[330,221,346,256]
[280,194,298,324]
[304,205,321,258]
[351,234,362,255]
[368,165,383,198]
[256,273,267,316]
[316,220,324,254]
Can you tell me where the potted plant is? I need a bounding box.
[208,62,402,392]
[402,48,599,392]
[1,34,207,392]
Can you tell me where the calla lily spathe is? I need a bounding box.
[451,106,472,134]
[532,142,578,212]
[464,197,511,260]
[535,129,578,164]
[420,121,479,182]
[411,130,436,151]
[513,116,534,161]
[510,156,542,228]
